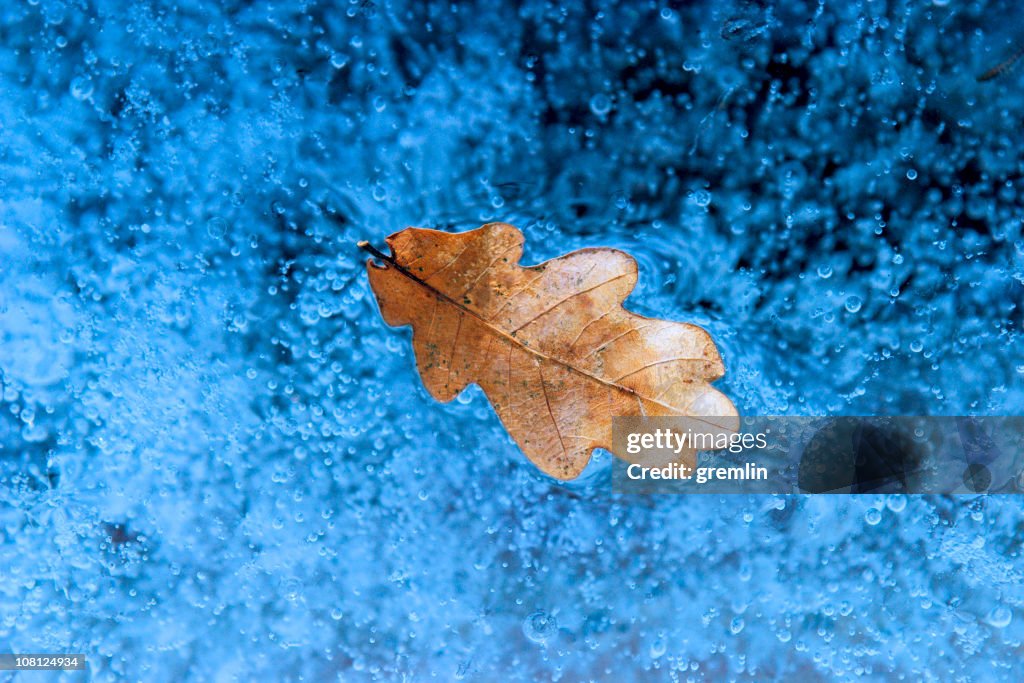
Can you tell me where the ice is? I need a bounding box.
[1,0,1022,680]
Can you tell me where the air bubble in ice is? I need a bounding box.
[986,606,1012,629]
[523,611,557,644]
[589,93,612,116]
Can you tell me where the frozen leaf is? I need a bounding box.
[362,223,738,479]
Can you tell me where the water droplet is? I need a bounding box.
[70,76,94,101]
[649,636,667,658]
[817,265,833,279]
[885,494,906,512]
[693,189,712,207]
[372,185,387,202]
[986,606,1012,628]
[906,168,918,180]
[844,295,862,313]
[523,611,557,644]
[864,508,882,525]
[279,577,303,602]
[892,254,904,265]
[729,617,745,634]
[589,93,612,116]
[206,217,228,239]
[910,340,924,353]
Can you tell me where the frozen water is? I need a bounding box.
[1,0,1023,680]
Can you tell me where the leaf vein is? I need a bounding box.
[423,243,472,283]
[457,240,521,300]
[614,357,700,383]
[512,272,629,334]
[537,360,567,457]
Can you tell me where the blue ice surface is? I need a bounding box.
[1,0,1022,680]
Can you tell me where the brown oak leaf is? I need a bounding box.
[362,223,738,480]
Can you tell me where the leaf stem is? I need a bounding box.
[357,240,393,264]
